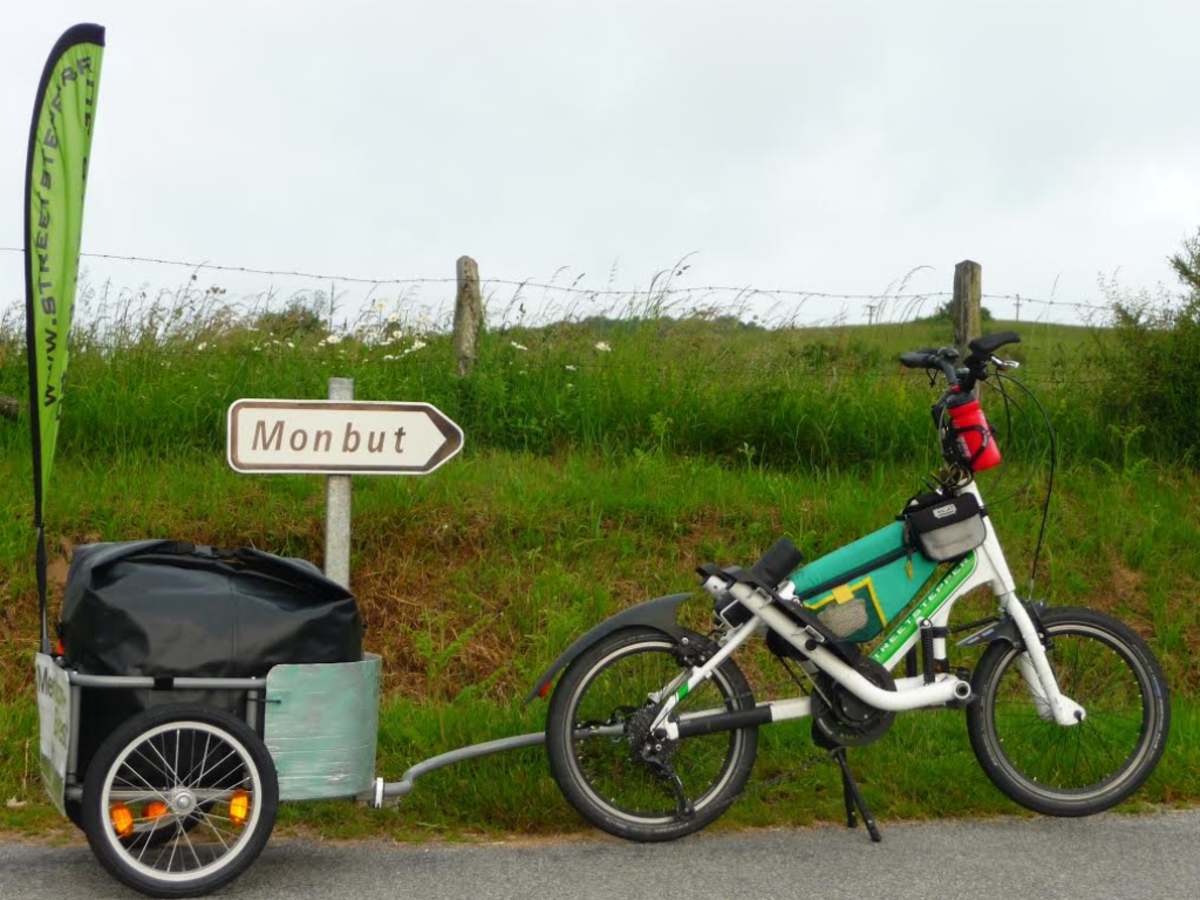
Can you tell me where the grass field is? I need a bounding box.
[0,313,1196,837]
[0,313,1142,471]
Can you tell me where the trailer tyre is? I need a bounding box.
[81,704,278,898]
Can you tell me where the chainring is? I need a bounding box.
[810,656,897,748]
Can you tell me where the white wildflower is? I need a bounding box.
[594,341,611,352]
[511,341,528,351]
[403,339,427,356]
[196,341,208,351]
[287,341,295,349]
[565,364,577,371]
[383,354,397,361]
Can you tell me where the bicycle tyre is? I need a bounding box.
[546,627,758,842]
[967,606,1170,816]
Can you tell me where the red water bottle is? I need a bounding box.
[947,399,1001,471]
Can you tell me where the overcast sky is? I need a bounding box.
[3,1,1199,327]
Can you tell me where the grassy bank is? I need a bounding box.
[0,316,1152,470]
[1,449,1197,835]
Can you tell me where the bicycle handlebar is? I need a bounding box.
[899,332,1022,395]
[899,349,960,386]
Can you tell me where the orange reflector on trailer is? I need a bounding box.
[144,801,168,820]
[110,802,134,838]
[229,790,250,826]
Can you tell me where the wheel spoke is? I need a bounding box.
[177,820,204,871]
[136,816,165,864]
[116,762,171,803]
[179,731,213,788]
[132,745,173,786]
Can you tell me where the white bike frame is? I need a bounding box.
[651,480,1085,739]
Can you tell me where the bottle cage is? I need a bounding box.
[941,421,992,469]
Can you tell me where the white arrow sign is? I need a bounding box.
[227,399,463,475]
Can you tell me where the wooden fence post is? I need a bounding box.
[453,255,482,377]
[953,260,982,352]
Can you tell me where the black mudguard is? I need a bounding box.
[525,592,694,704]
[957,601,1049,651]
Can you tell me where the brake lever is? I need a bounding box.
[992,356,1020,371]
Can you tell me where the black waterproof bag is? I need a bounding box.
[61,540,362,677]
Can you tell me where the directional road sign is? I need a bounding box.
[227,399,463,475]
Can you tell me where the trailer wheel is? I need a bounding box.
[81,704,278,898]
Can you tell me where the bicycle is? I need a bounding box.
[532,331,1171,842]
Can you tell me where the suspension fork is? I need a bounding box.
[1002,593,1085,726]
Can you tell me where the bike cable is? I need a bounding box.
[994,372,1058,601]
[977,374,1039,506]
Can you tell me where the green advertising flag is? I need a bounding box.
[24,24,105,651]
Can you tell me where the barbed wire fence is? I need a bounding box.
[0,246,1113,345]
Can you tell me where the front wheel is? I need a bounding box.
[967,606,1170,816]
[546,627,758,842]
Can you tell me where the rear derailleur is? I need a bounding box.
[626,704,695,818]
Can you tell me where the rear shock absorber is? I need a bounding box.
[920,619,936,684]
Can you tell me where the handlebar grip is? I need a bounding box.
[900,350,959,386]
[750,537,804,588]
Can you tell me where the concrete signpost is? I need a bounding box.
[227,380,464,587]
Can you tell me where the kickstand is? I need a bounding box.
[831,748,882,843]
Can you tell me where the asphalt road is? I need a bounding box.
[3,810,1197,900]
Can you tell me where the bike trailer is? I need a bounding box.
[48,540,381,805]
[788,522,938,642]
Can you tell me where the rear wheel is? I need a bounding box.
[81,704,278,898]
[967,607,1169,816]
[546,627,758,842]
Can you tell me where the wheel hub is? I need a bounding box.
[169,789,197,814]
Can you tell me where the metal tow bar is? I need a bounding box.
[367,723,625,807]
[369,732,547,808]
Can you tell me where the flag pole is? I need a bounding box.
[23,24,106,655]
[36,527,49,654]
